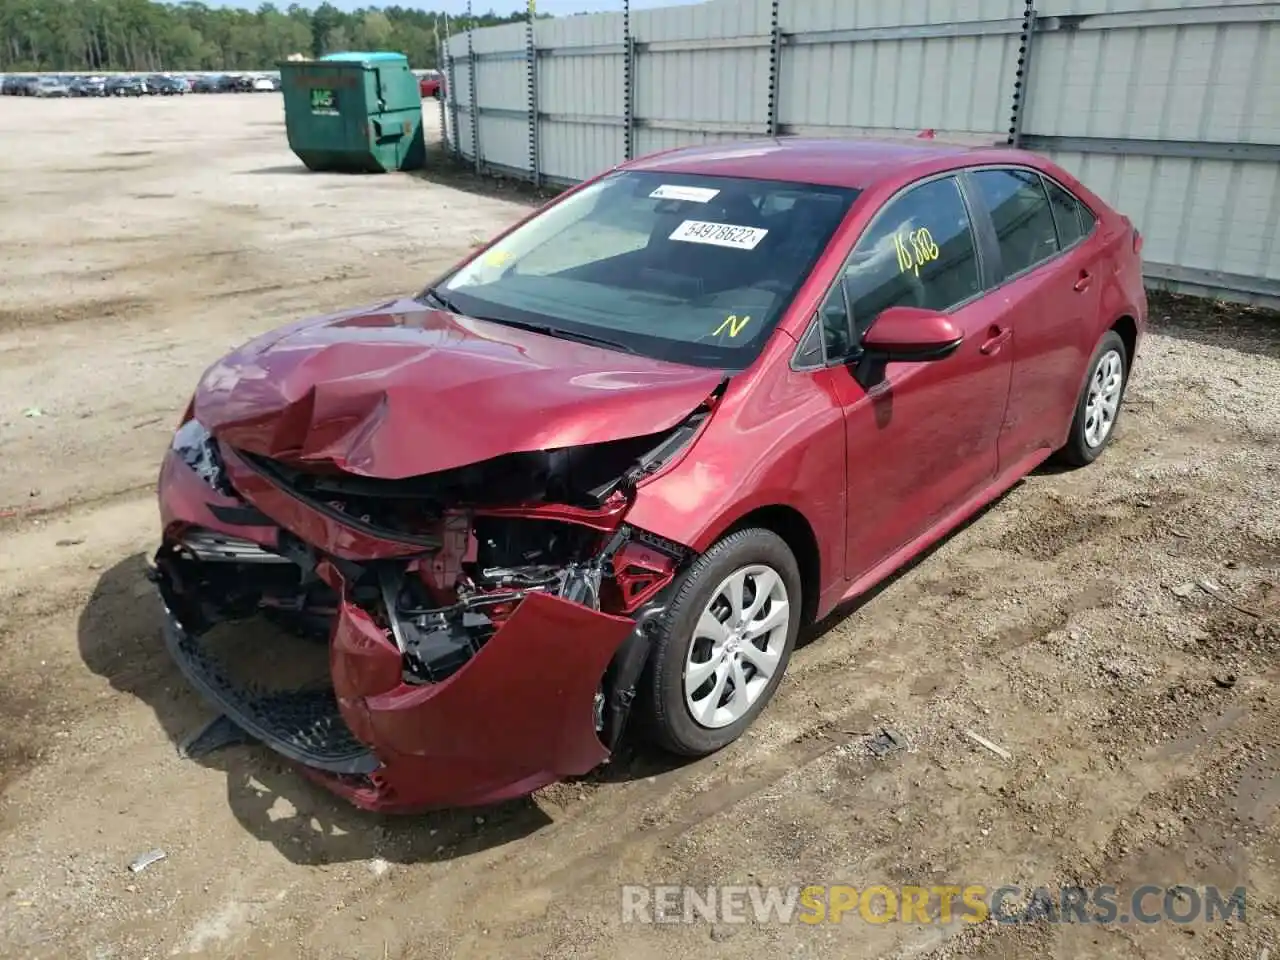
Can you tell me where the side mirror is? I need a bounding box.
[860,305,964,363]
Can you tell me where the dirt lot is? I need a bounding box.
[0,94,1277,960]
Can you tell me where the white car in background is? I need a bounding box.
[251,76,275,92]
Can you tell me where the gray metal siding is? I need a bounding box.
[442,0,1280,305]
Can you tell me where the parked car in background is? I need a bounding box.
[148,75,189,95]
[1,75,37,95]
[32,76,72,97]
[106,76,148,97]
[418,69,444,99]
[71,76,107,97]
[2,71,298,99]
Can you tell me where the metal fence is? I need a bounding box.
[441,0,1280,306]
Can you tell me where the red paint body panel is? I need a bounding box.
[154,137,1147,811]
[324,581,633,812]
[194,298,723,479]
[626,335,849,608]
[833,310,1010,581]
[861,306,964,353]
[990,254,1098,464]
[476,497,631,533]
[157,448,279,549]
[624,137,978,191]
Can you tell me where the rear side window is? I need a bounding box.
[971,168,1059,279]
[1078,203,1097,233]
[1044,178,1094,248]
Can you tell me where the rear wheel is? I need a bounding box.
[643,528,800,756]
[1058,330,1128,466]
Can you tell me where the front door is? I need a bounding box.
[819,174,1013,581]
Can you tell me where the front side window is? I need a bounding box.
[438,171,859,369]
[818,175,981,359]
[971,168,1060,279]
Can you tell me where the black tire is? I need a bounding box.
[643,527,802,756]
[1058,329,1129,467]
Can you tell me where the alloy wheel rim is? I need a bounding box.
[1084,349,1124,448]
[684,564,790,729]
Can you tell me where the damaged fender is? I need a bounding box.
[323,561,636,809]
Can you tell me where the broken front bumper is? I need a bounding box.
[154,448,636,812]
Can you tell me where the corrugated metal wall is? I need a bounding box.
[778,0,1024,142]
[1023,0,1280,301]
[534,14,626,183]
[443,0,1280,305]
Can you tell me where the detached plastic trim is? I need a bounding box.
[157,593,380,776]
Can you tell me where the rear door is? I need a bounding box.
[963,167,1105,470]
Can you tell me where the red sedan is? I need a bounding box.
[152,138,1145,812]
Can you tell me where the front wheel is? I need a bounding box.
[643,528,801,756]
[1058,330,1129,467]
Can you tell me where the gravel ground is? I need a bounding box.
[0,95,1277,960]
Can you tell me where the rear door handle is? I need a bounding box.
[1073,270,1093,293]
[979,326,1012,355]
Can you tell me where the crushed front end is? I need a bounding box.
[151,412,702,812]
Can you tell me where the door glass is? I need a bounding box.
[971,168,1060,278]
[792,321,824,368]
[819,176,981,357]
[1043,178,1091,248]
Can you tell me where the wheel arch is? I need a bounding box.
[1111,313,1138,366]
[1059,319,1135,451]
[718,504,822,628]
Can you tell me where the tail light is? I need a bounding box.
[1133,229,1143,255]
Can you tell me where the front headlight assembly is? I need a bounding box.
[172,419,231,494]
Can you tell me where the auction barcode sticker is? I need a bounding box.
[669,220,769,250]
[650,184,721,203]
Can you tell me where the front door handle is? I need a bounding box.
[1073,270,1093,293]
[979,325,1012,355]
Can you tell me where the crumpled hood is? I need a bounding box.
[193,298,725,479]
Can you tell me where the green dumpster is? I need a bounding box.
[279,51,426,173]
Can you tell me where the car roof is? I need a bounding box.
[623,137,1039,191]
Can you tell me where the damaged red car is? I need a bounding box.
[152,138,1146,812]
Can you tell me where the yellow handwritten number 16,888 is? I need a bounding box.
[894,227,940,276]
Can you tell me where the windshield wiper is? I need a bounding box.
[421,287,462,313]
[479,316,638,355]
[422,289,636,355]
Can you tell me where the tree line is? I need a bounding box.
[0,0,535,73]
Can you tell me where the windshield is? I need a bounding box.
[437,170,858,369]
